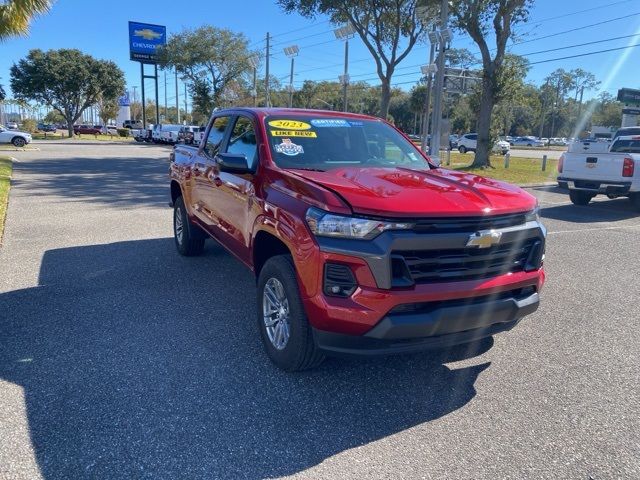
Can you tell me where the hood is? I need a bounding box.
[288,167,536,217]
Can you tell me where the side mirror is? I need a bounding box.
[218,152,251,174]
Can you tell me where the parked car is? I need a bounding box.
[558,134,640,208]
[102,125,119,135]
[511,136,545,147]
[6,121,18,130]
[37,123,57,132]
[0,125,32,147]
[457,133,510,155]
[178,125,200,144]
[158,124,183,144]
[123,120,144,129]
[73,125,102,135]
[548,137,568,146]
[169,108,546,371]
[540,138,549,146]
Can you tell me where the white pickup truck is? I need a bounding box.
[558,135,640,209]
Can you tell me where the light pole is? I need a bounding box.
[131,86,138,121]
[429,0,452,165]
[284,45,299,108]
[248,55,260,107]
[334,24,356,112]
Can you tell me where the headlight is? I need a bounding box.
[525,204,540,223]
[306,207,413,240]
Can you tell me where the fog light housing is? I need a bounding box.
[324,263,357,297]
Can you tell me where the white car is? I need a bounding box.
[0,125,32,147]
[511,136,545,147]
[457,133,510,155]
[6,121,18,130]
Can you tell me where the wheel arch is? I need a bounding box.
[170,180,182,206]
[252,229,293,278]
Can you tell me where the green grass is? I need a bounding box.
[0,156,13,242]
[444,152,559,185]
[31,132,133,142]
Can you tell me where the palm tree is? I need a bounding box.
[0,0,53,41]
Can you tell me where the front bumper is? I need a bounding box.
[302,217,546,342]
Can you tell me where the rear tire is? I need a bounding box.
[173,196,205,256]
[630,193,640,211]
[458,145,467,154]
[257,255,325,371]
[569,190,594,206]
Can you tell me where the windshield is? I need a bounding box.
[264,116,430,172]
[610,139,640,153]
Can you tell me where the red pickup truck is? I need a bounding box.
[169,108,546,371]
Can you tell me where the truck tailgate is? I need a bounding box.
[562,152,627,182]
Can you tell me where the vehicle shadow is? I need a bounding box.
[541,197,638,223]
[0,238,493,479]
[12,155,169,207]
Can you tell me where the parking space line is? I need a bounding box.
[548,223,640,235]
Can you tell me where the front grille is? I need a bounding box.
[411,213,527,234]
[392,238,538,284]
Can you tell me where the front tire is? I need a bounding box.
[458,145,467,154]
[173,196,205,256]
[569,190,594,206]
[12,137,26,147]
[257,255,325,371]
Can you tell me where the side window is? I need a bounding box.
[226,116,258,170]
[204,116,230,157]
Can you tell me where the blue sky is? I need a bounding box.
[1,0,640,107]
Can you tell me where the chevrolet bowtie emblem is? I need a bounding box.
[466,230,502,248]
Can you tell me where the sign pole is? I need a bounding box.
[141,62,146,129]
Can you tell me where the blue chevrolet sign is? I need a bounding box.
[129,21,166,63]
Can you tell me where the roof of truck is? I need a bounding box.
[212,107,381,122]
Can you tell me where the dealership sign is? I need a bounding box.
[617,88,640,105]
[129,21,166,63]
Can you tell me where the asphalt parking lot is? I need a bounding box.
[1,142,638,480]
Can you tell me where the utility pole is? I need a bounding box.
[265,32,271,108]
[284,45,299,108]
[550,79,561,138]
[430,0,450,164]
[577,85,585,120]
[539,79,550,138]
[420,24,437,154]
[184,82,188,123]
[175,70,180,124]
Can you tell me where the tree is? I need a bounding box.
[0,0,52,41]
[10,49,125,136]
[157,26,256,115]
[98,97,119,127]
[450,0,532,167]
[43,109,64,124]
[446,48,478,69]
[0,83,5,101]
[277,0,437,119]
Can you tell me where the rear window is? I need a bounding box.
[613,128,640,141]
[610,139,640,153]
[263,116,430,172]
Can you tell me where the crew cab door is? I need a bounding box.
[205,114,258,264]
[190,115,232,232]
